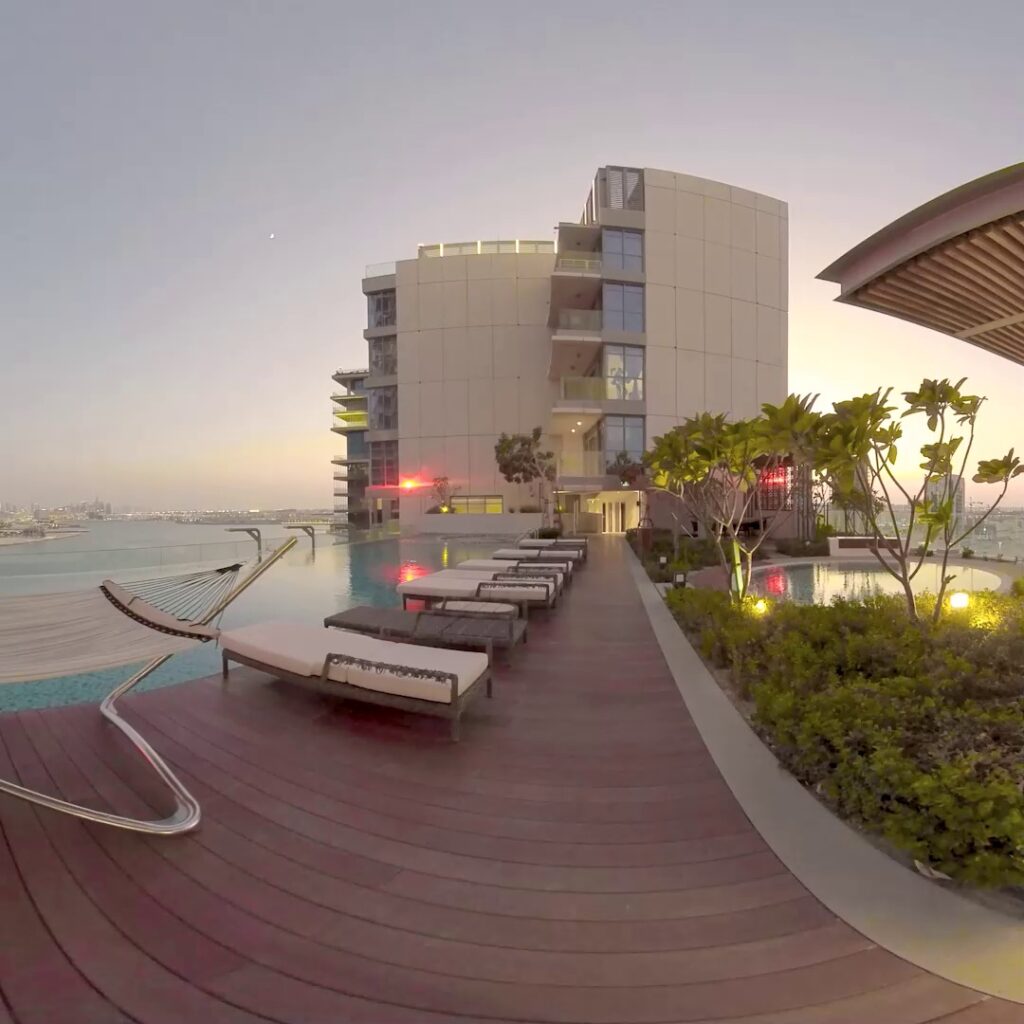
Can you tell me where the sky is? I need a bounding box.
[2,0,1024,510]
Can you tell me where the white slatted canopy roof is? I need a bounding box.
[818,163,1024,365]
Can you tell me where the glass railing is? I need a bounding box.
[557,450,644,477]
[364,261,396,278]
[555,253,602,272]
[556,309,603,331]
[331,392,368,403]
[558,376,644,401]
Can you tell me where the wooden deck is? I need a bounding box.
[0,537,1018,1023]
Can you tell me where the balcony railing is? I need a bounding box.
[331,391,368,404]
[364,261,396,278]
[557,450,644,478]
[555,309,603,332]
[555,253,602,273]
[559,376,644,402]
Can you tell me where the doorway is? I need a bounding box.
[602,500,627,533]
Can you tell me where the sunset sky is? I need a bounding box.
[3,0,1023,509]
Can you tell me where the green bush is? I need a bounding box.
[665,587,1024,887]
[775,537,830,557]
[1012,577,1024,599]
[518,504,541,513]
[536,526,562,539]
[962,546,975,559]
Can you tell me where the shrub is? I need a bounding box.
[775,537,830,557]
[518,504,541,514]
[1012,577,1024,599]
[962,546,975,559]
[665,587,1024,887]
[536,526,562,539]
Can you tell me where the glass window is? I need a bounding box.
[346,433,368,459]
[602,345,644,400]
[601,415,645,466]
[369,441,399,486]
[604,167,644,211]
[369,336,397,376]
[368,386,398,431]
[602,283,644,332]
[367,291,396,329]
[602,229,643,272]
[449,495,504,514]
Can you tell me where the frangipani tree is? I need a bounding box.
[813,378,1022,622]
[494,427,557,523]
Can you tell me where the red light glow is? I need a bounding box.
[763,568,788,596]
[399,562,429,584]
[401,478,421,490]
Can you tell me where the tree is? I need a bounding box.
[430,476,458,513]
[494,428,556,522]
[606,450,645,487]
[812,378,1023,621]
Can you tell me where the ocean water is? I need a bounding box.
[0,522,499,709]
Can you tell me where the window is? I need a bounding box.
[602,345,644,400]
[603,229,643,272]
[368,336,397,376]
[601,415,645,466]
[346,433,368,459]
[368,386,398,431]
[757,465,793,511]
[369,441,399,486]
[367,291,396,329]
[449,495,504,514]
[603,283,644,332]
[603,167,644,211]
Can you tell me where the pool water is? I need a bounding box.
[750,560,1003,605]
[0,535,497,711]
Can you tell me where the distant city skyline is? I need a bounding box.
[3,1,1024,506]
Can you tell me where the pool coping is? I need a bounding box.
[626,544,1024,1004]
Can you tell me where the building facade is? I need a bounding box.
[334,166,789,533]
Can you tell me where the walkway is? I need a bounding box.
[0,538,1019,1022]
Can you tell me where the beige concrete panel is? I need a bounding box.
[756,193,782,215]
[397,383,420,439]
[674,235,703,290]
[757,361,786,406]
[674,172,708,195]
[516,326,552,382]
[643,229,675,286]
[419,435,445,479]
[417,257,444,284]
[515,253,555,279]
[698,178,731,200]
[519,379,549,433]
[756,305,784,365]
[780,310,789,365]
[756,255,782,309]
[676,348,705,416]
[397,331,420,383]
[755,210,780,259]
[418,382,444,437]
[443,434,470,483]
[442,280,467,328]
[492,379,519,434]
[466,278,492,327]
[644,168,676,189]
[645,415,677,444]
[644,345,676,418]
[443,379,469,435]
[675,191,703,239]
[645,283,675,344]
[731,300,757,362]
[705,293,732,355]
[730,248,757,302]
[703,197,730,245]
[466,254,493,280]
[465,325,493,380]
[516,277,550,325]
[730,186,758,209]
[675,288,705,352]
[467,378,495,434]
[732,358,758,419]
[468,435,498,493]
[644,185,675,228]
[399,437,420,479]
[705,353,733,414]
[491,278,517,325]
[491,254,518,279]
[704,241,731,297]
[441,255,468,281]
[396,286,418,332]
[780,256,789,311]
[396,259,418,289]
[492,325,520,378]
[418,281,443,330]
[418,329,444,381]
[442,327,469,379]
[730,203,756,252]
[779,214,789,257]
[779,199,789,220]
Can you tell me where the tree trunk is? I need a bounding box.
[729,537,744,601]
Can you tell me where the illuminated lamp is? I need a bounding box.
[752,599,768,615]
[400,478,420,491]
[949,591,969,610]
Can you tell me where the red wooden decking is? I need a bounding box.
[0,538,1018,1023]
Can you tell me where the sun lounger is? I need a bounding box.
[397,571,556,611]
[220,620,492,740]
[491,548,581,564]
[323,602,528,659]
[456,559,571,589]
[519,537,589,560]
[432,567,564,595]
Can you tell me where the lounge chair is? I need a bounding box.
[519,537,589,560]
[491,547,581,565]
[456,559,571,589]
[323,601,528,660]
[220,620,492,740]
[397,571,556,611]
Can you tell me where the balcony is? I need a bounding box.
[554,253,602,273]
[364,261,396,279]
[554,309,602,333]
[331,391,368,406]
[332,452,369,465]
[331,410,369,433]
[556,450,644,484]
[332,367,369,386]
[557,376,645,403]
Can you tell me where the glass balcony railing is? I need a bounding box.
[558,376,644,402]
[364,261,396,278]
[555,253,602,273]
[555,309,603,332]
[557,450,644,477]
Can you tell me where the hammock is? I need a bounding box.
[0,538,296,836]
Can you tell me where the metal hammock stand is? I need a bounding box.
[0,536,297,837]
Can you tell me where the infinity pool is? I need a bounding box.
[0,534,497,711]
[750,560,1003,605]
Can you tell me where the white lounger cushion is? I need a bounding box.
[397,574,552,603]
[492,547,581,562]
[455,561,565,590]
[519,538,586,549]
[220,621,487,703]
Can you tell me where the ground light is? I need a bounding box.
[949,590,970,610]
[752,599,768,615]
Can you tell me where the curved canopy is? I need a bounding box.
[818,163,1024,365]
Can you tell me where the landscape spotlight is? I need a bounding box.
[949,590,969,610]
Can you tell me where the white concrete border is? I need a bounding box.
[626,546,1024,1003]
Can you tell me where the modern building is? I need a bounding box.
[336,165,789,533]
[330,368,369,529]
